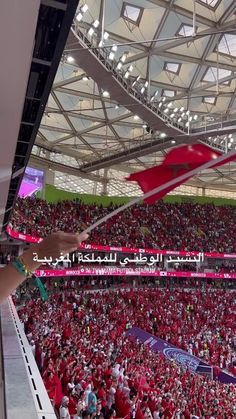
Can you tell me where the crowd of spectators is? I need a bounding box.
[19,288,236,418]
[10,197,236,253]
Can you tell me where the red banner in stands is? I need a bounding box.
[34,267,236,279]
[6,225,236,260]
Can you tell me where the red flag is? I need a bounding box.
[126,144,234,203]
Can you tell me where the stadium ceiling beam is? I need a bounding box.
[69,22,148,52]
[170,72,236,101]
[186,6,235,94]
[45,107,146,128]
[54,86,118,105]
[154,51,236,73]
[53,73,87,88]
[30,155,105,183]
[125,21,235,64]
[52,90,101,157]
[51,111,134,144]
[98,86,127,151]
[148,0,215,27]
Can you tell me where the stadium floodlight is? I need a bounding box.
[76,12,83,22]
[81,4,88,13]
[93,19,99,28]
[67,56,74,63]
[102,91,109,97]
[108,51,115,60]
[132,75,140,86]
[88,27,95,36]
[121,53,128,63]
[116,62,123,70]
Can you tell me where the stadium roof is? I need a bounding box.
[30,0,236,198]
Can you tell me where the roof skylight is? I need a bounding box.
[121,2,143,26]
[198,0,219,8]
[218,34,236,57]
[164,62,181,74]
[178,24,194,37]
[163,90,175,97]
[203,96,216,105]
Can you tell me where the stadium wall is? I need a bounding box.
[39,184,236,207]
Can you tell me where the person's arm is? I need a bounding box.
[0,231,88,303]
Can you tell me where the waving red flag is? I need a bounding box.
[126,144,234,203]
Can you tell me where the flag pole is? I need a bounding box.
[82,149,236,234]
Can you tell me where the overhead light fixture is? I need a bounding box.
[164,108,169,113]
[142,124,147,128]
[103,32,109,40]
[228,133,233,138]
[177,117,182,122]
[160,132,166,138]
[181,112,185,117]
[115,105,120,109]
[134,115,140,120]
[128,65,133,72]
[121,53,128,63]
[124,71,130,79]
[186,110,190,116]
[76,12,83,22]
[162,97,166,102]
[116,62,123,70]
[186,121,190,127]
[144,81,148,88]
[189,116,193,122]
[88,27,95,36]
[140,87,145,94]
[167,102,173,108]
[111,45,117,52]
[102,91,109,97]
[81,4,88,13]
[228,142,232,148]
[108,51,115,60]
[82,76,89,81]
[158,102,163,108]
[174,107,178,112]
[132,75,140,86]
[93,19,99,28]
[67,56,74,63]
[171,140,176,144]
[193,114,198,120]
[170,113,175,118]
[180,107,184,112]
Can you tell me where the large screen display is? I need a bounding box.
[18,166,44,198]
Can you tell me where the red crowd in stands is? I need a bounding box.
[19,287,236,418]
[11,197,236,252]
